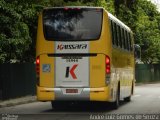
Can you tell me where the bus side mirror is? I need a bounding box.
[134,44,141,63]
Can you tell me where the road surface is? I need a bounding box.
[0,83,160,120]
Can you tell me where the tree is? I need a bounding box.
[0,0,31,63]
[0,0,159,63]
[116,0,160,63]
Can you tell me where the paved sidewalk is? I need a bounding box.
[0,96,36,108]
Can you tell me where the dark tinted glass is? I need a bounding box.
[110,20,115,45]
[43,8,103,41]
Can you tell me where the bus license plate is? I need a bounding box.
[66,89,78,93]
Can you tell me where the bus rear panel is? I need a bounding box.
[36,7,134,108]
[36,7,112,101]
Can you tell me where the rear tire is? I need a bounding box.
[124,83,133,102]
[124,96,131,102]
[51,101,68,110]
[111,85,120,109]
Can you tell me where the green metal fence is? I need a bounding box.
[135,64,160,83]
[0,63,159,100]
[0,63,36,100]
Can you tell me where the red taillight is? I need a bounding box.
[106,56,110,74]
[64,7,69,10]
[36,57,40,65]
[64,7,81,11]
[36,56,40,75]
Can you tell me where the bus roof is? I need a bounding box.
[43,6,104,10]
[108,12,132,32]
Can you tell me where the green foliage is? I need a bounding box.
[117,0,160,63]
[134,0,160,63]
[0,0,159,63]
[0,0,31,63]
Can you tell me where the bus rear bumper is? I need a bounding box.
[37,86,55,101]
[37,86,110,102]
[90,87,110,101]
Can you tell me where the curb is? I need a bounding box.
[135,82,160,86]
[0,96,37,108]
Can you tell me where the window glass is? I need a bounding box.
[43,8,103,41]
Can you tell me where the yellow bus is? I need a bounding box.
[36,6,135,109]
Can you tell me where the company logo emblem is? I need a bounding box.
[57,44,87,50]
[57,44,64,50]
[65,64,78,79]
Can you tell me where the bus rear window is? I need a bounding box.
[43,8,103,41]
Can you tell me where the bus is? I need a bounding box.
[36,6,135,109]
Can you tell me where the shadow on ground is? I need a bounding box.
[42,101,130,113]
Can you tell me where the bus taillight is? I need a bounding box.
[106,56,110,74]
[36,56,40,75]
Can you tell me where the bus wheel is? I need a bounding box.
[124,96,131,102]
[111,86,120,109]
[113,91,120,109]
[51,101,67,110]
[124,84,133,102]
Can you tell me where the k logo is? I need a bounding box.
[65,64,78,79]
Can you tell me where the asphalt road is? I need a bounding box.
[0,83,160,120]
